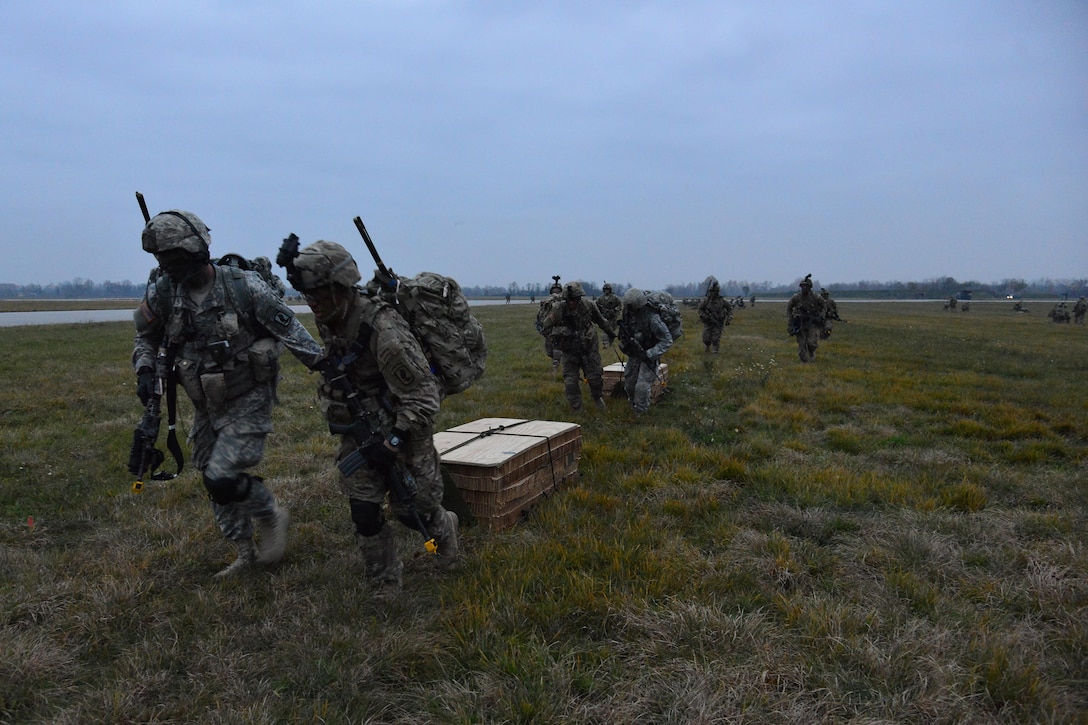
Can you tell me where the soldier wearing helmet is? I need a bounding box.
[132,210,324,578]
[279,239,460,593]
[786,274,829,363]
[697,276,732,354]
[1073,296,1087,324]
[617,287,673,414]
[535,275,565,369]
[539,281,616,411]
[596,282,622,348]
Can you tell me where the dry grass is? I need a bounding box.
[1,300,1086,723]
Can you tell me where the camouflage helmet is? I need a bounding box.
[142,210,211,255]
[290,240,361,292]
[217,253,250,270]
[800,274,813,289]
[562,281,585,301]
[624,287,647,308]
[549,283,563,294]
[707,276,720,294]
[603,283,612,294]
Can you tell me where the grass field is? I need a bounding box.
[1,300,1085,723]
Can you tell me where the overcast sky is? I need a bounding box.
[2,1,1085,290]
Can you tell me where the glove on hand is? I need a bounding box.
[366,438,398,473]
[136,367,156,405]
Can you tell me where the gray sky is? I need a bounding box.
[2,1,1085,290]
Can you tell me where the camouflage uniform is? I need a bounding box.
[820,288,840,339]
[1073,297,1086,324]
[596,285,622,347]
[1048,302,1071,323]
[697,279,732,353]
[536,283,564,368]
[133,210,324,578]
[541,282,616,411]
[619,288,673,414]
[786,275,829,363]
[282,240,459,592]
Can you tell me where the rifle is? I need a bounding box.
[128,191,184,492]
[615,318,665,385]
[319,355,438,555]
[128,342,184,492]
[353,216,399,293]
[136,191,151,224]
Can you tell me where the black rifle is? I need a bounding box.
[353,216,399,293]
[319,355,438,555]
[129,191,184,492]
[128,342,184,492]
[136,191,151,224]
[616,318,665,385]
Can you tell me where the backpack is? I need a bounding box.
[216,254,285,298]
[647,290,684,340]
[390,271,487,396]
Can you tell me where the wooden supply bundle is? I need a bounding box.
[602,362,668,402]
[434,418,582,530]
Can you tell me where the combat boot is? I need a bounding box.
[433,510,460,568]
[358,525,403,595]
[255,503,289,565]
[593,396,607,411]
[214,539,257,579]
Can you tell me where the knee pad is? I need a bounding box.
[202,473,253,505]
[350,500,384,537]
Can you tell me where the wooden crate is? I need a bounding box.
[434,418,582,530]
[602,362,668,402]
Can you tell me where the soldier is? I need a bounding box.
[596,282,622,347]
[786,274,829,363]
[541,282,616,411]
[1048,302,1071,323]
[535,278,564,369]
[133,210,324,578]
[1073,296,1087,324]
[697,277,732,353]
[945,295,958,312]
[820,288,841,339]
[281,240,459,595]
[617,288,673,414]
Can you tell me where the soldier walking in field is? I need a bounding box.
[786,274,829,363]
[536,277,564,370]
[279,240,460,595]
[132,209,324,578]
[617,288,673,414]
[1073,296,1087,324]
[697,277,732,353]
[820,288,841,339]
[540,282,616,411]
[596,282,622,348]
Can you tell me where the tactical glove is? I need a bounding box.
[366,428,406,473]
[136,367,155,405]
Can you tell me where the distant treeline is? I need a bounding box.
[1,275,1085,301]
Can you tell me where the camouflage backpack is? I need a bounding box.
[390,272,487,395]
[216,254,286,298]
[646,290,684,340]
